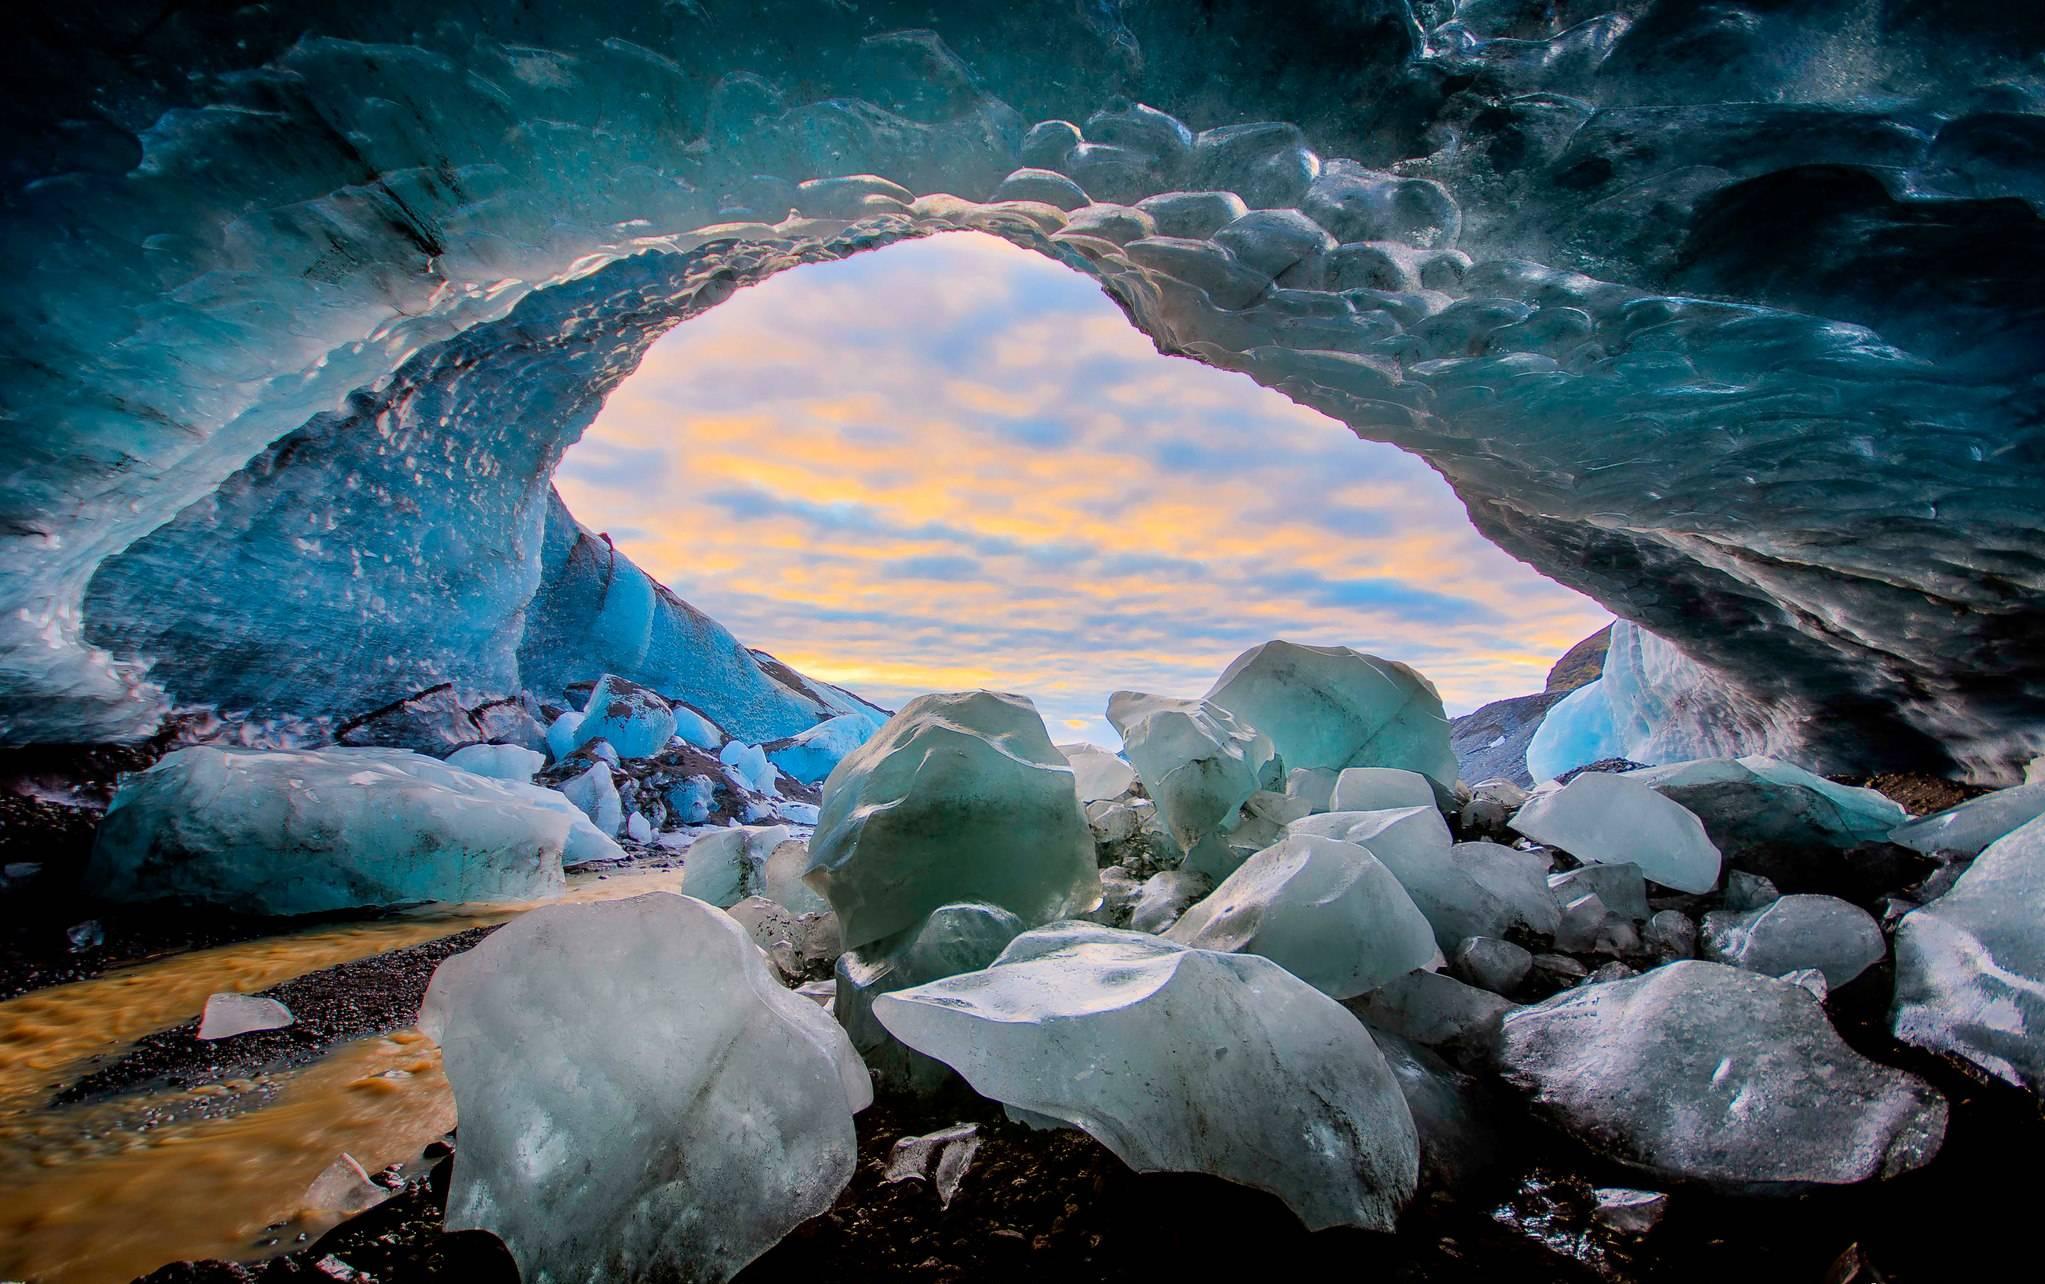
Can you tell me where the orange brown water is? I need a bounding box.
[0,864,687,1283]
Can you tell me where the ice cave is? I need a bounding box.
[2,2,2043,1282]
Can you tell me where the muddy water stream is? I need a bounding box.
[0,865,687,1283]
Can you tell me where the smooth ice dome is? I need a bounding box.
[1511,772,1722,894]
[444,743,546,782]
[575,674,677,760]
[420,893,869,1284]
[681,824,794,909]
[87,746,615,914]
[1105,691,1274,855]
[1499,961,1946,1190]
[1058,743,1138,803]
[1328,767,1439,813]
[805,692,1100,949]
[1524,679,1623,783]
[874,922,1419,1232]
[1165,833,1440,999]
[1701,894,1886,989]
[1892,813,2045,1101]
[198,992,295,1040]
[1889,782,2045,856]
[1206,641,1456,787]
[1293,809,1559,948]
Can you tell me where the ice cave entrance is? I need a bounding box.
[555,232,1611,745]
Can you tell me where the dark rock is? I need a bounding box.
[1545,625,1612,694]
[334,684,479,753]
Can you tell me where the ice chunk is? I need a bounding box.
[720,740,780,797]
[420,893,868,1283]
[670,702,724,751]
[88,746,585,914]
[875,922,1419,1231]
[198,992,294,1040]
[1347,967,1513,1066]
[1460,778,1529,840]
[1627,756,1908,853]
[727,896,842,981]
[558,762,623,839]
[624,812,652,844]
[834,902,1026,1095]
[1700,894,1885,988]
[767,714,871,786]
[1165,834,1440,998]
[1499,961,1946,1190]
[774,800,820,826]
[1285,766,1341,814]
[1889,781,2045,856]
[1643,910,1698,962]
[1106,691,1275,860]
[1206,641,1457,788]
[666,775,715,824]
[543,710,586,763]
[1524,678,1623,782]
[1548,861,1650,921]
[1449,937,1532,996]
[444,743,545,782]
[1554,892,1641,956]
[1722,869,1781,911]
[1510,772,1722,893]
[1294,809,1559,947]
[574,674,676,760]
[1780,968,1830,1001]
[1057,742,1138,803]
[805,692,1099,950]
[681,825,792,909]
[303,1154,390,1217]
[1329,766,1437,813]
[1892,813,2045,1100]
[1592,1188,1669,1236]
[1127,868,1211,934]
[882,1124,981,1208]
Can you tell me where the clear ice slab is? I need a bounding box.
[1511,772,1722,894]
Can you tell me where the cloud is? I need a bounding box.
[555,232,1612,733]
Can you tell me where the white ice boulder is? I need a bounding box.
[1165,834,1440,998]
[1292,809,1559,947]
[543,710,586,763]
[575,674,677,760]
[88,746,602,914]
[1205,641,1457,788]
[444,743,546,782]
[1889,781,2045,856]
[1057,742,1138,803]
[420,894,869,1283]
[874,922,1419,1231]
[1499,961,1946,1190]
[681,824,793,909]
[672,702,724,750]
[1510,772,1722,894]
[198,992,294,1040]
[1106,690,1275,856]
[805,692,1101,950]
[768,714,871,786]
[1329,766,1438,813]
[1700,894,1885,988]
[720,740,780,797]
[558,761,624,839]
[1892,813,2045,1100]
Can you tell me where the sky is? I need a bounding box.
[556,232,1610,746]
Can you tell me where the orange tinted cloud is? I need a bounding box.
[556,233,1611,745]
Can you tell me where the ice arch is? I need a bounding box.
[3,2,2042,778]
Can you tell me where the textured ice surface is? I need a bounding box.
[1128,869,1211,935]
[1329,767,1438,813]
[558,762,624,840]
[198,993,295,1040]
[1889,782,2045,856]
[1500,961,1946,1190]
[420,894,868,1283]
[874,922,1419,1231]
[1629,757,1907,853]
[1511,772,1722,893]
[671,703,725,751]
[1206,642,1457,787]
[720,740,780,797]
[1058,743,1138,803]
[545,712,587,764]
[1548,862,1650,922]
[835,902,1026,1095]
[1285,767,1341,815]
[883,1125,981,1209]
[1701,894,1885,988]
[727,896,842,982]
[767,715,871,786]
[1294,808,1558,947]
[681,825,793,909]
[1449,937,1532,997]
[808,692,1098,949]
[444,743,545,782]
[573,675,676,760]
[1524,680,1624,783]
[1165,834,1440,998]
[1349,967,1513,1067]
[1892,814,2045,1100]
[1106,691,1275,859]
[88,746,596,914]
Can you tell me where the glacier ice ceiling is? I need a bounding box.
[4,0,2043,778]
